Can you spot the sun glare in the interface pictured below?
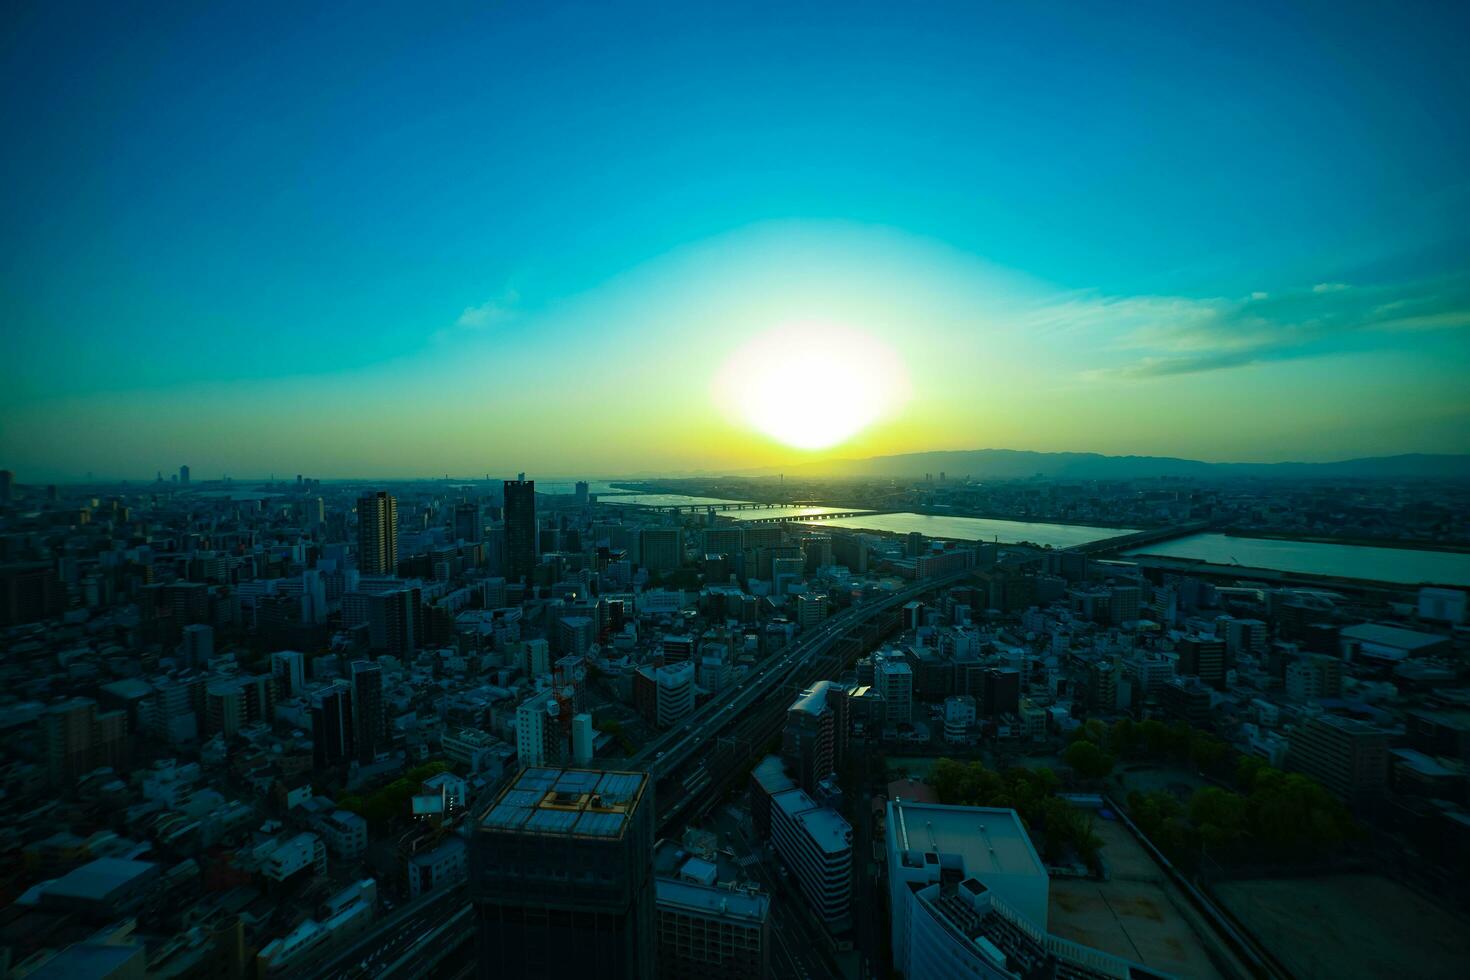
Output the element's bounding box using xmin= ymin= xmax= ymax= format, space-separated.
xmin=713 ymin=322 xmax=909 ymax=450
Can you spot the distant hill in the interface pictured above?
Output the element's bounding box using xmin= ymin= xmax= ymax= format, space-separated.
xmin=774 ymin=450 xmax=1470 ymax=481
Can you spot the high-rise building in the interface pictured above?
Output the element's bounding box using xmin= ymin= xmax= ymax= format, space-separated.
xmin=471 ymin=767 xmax=655 ymax=979
xmin=350 ymin=660 xmax=384 ymax=765
xmin=356 ymin=491 xmax=399 ymax=575
xmin=1289 ymin=713 xmax=1389 ymax=804
xmin=454 ymin=501 xmax=481 ymax=543
xmin=655 ymin=661 xmax=695 ymax=728
xmin=1088 ymin=660 xmax=1119 ymax=712
xmin=639 ymin=528 xmax=683 ymax=575
xmin=515 ymin=690 xmax=559 ymax=768
xmin=795 ymin=592 xmax=828 ymax=631
xmin=205 ymin=680 xmax=245 ymax=737
xmin=179 ymin=464 xmax=190 ymax=485
xmin=503 ymin=477 xmax=537 ymax=583
xmin=877 ymin=659 xmax=913 ymax=725
xmin=311 ymin=683 xmax=354 ymax=769
xmin=571 ymin=712 xmax=595 ymax=765
xmin=770 ymin=788 xmax=852 ymax=928
xmin=270 ymin=650 xmax=306 ymax=697
xmin=180 ymin=623 xmax=214 ymax=667
xmin=783 ymin=681 xmax=840 ymax=793
xmin=1177 ymin=634 xmax=1227 ymax=690
xmin=42 ymin=698 xmax=100 ymax=787
xmin=575 ymin=481 xmax=590 ymax=505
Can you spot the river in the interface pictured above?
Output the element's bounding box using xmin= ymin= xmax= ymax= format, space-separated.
xmin=1124 ymin=533 xmax=1470 ymax=586
xmin=799 ymin=512 xmax=1137 ymax=548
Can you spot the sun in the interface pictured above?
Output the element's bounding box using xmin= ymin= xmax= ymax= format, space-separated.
xmin=713 ymin=322 xmax=909 ymax=450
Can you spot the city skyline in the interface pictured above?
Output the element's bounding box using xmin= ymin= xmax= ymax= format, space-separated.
xmin=5 ymin=1 xmax=1469 ymax=478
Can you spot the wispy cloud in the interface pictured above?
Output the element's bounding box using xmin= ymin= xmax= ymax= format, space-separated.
xmin=455 ymin=289 xmax=521 ymax=330
xmin=1051 ymin=274 xmax=1470 ymax=380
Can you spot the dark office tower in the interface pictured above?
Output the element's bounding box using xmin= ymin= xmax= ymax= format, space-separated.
xmin=0 ymin=470 xmax=12 ymax=503
xmin=350 ymin=660 xmax=384 ymax=764
xmin=471 ymin=767 xmax=655 ymax=979
xmin=46 ymin=484 xmax=59 ymax=503
xmin=311 ymin=682 xmax=354 ymax=768
xmin=575 ymin=480 xmax=589 ymax=505
xmin=454 ymin=501 xmax=481 ymax=543
xmin=179 ymin=464 xmax=190 ymax=485
xmin=503 ymin=477 xmax=537 ymax=583
xmin=356 ymin=491 xmax=399 ymax=574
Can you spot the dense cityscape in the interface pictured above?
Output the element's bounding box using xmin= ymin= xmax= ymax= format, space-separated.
xmin=1 ymin=468 xmax=1467 ymax=978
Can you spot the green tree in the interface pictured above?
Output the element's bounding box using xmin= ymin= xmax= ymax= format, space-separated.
xmin=1063 ymin=739 xmax=1115 ymax=781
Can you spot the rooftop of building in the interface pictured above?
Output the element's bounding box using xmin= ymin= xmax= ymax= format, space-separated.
xmin=789 ymin=681 xmax=836 ymax=716
xmin=42 ymin=858 xmax=159 ymax=902
xmin=887 ymin=801 xmax=1045 ymax=885
xmin=655 ymin=878 xmax=770 ymax=923
xmin=480 ymin=766 xmax=648 ymax=839
xmin=773 ymin=788 xmax=851 ymax=854
xmin=1340 ymin=622 xmax=1447 ymax=651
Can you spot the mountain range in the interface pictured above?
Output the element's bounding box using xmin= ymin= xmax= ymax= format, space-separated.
xmin=764 ymin=450 xmax=1470 ymax=481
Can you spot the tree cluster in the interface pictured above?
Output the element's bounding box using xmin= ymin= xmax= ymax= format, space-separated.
xmin=337 ymin=760 xmax=452 ymax=831
xmin=929 ymin=758 xmax=1102 ymax=867
xmin=1128 ymin=757 xmax=1355 ymax=870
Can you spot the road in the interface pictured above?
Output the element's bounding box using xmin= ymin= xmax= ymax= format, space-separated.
xmin=635 ymin=569 xmax=974 ymax=784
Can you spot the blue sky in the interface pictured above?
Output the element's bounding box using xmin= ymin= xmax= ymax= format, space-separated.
xmin=2 ymin=1 xmax=1467 ymax=478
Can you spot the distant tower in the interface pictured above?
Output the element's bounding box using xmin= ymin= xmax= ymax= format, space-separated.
xmin=503 ymin=477 xmax=537 ymax=583
xmin=454 ymin=500 xmax=481 ymax=543
xmin=179 ymin=464 xmax=190 ymax=485
xmin=350 ymin=660 xmax=384 ymax=765
xmin=575 ymin=480 xmax=590 ymax=506
xmin=356 ymin=491 xmax=399 ymax=574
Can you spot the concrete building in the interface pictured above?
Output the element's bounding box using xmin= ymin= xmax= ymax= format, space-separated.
xmin=349 ymin=660 xmax=384 ymax=764
xmin=503 ymin=477 xmax=538 ymax=584
xmin=877 ymin=659 xmax=913 ymax=725
xmin=270 ymin=650 xmax=306 ymax=697
xmin=770 ymin=788 xmax=852 ymax=929
xmin=885 ymin=801 xmax=1049 ymax=974
xmin=356 ymin=491 xmax=398 ymax=575
xmin=515 ymin=690 xmax=562 ymax=769
xmin=571 ymin=712 xmax=595 ymax=764
xmin=471 ymin=768 xmax=654 ymax=979
xmin=656 ymin=877 xmax=770 ymax=980
xmin=655 ymin=661 xmax=695 ymax=728
xmin=408 ymin=835 xmax=467 ymax=898
xmin=640 ymin=527 xmax=684 ymax=574
xmin=783 ymin=682 xmax=839 ymax=793
xmin=311 ymin=682 xmax=354 ymax=768
xmin=943 ymin=695 xmax=977 ymax=744
xmin=1289 ymin=713 xmax=1390 ymax=804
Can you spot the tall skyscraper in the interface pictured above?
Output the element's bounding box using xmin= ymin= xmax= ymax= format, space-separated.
xmin=471 ymin=767 xmax=655 ymax=979
xmin=179 ymin=464 xmax=190 ymax=485
xmin=356 ymin=491 xmax=399 ymax=575
xmin=503 ymin=477 xmax=537 ymax=583
xmin=311 ymin=682 xmax=354 ymax=768
xmin=350 ymin=660 xmax=384 ymax=765
xmin=574 ymin=480 xmax=590 ymax=505
xmin=454 ymin=501 xmax=481 ymax=542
